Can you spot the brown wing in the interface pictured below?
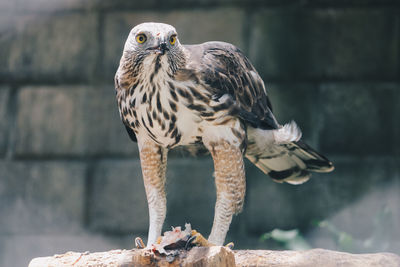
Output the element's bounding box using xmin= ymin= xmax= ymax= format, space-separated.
xmin=115 ymin=74 xmax=137 ymax=142
xmin=184 ymin=41 xmax=279 ymax=130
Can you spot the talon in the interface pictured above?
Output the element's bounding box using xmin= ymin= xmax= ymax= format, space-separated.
xmin=225 ymin=242 xmax=234 ymax=249
xmin=135 ymin=237 xmax=145 ymax=249
xmin=185 ymin=235 xmax=197 ymax=250
xmin=189 ymin=229 xmax=215 ymax=247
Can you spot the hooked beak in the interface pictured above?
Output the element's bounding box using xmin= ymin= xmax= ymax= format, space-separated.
xmin=147 ymin=41 xmax=169 ymax=55
xmin=158 ymin=42 xmax=168 ymax=55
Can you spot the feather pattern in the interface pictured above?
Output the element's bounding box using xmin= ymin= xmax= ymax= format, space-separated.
xmin=114 ymin=22 xmax=334 ymax=247
xmin=183 ymin=42 xmax=279 ymax=131
xmin=115 ymin=22 xmax=334 ymax=185
xmin=183 ymin=43 xmax=333 ymax=184
xmin=246 ymin=122 xmax=334 ymax=184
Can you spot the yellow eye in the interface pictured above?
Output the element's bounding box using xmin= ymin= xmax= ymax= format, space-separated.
xmin=169 ymin=35 xmax=177 ymax=45
xmin=136 ymin=34 xmax=147 ymax=44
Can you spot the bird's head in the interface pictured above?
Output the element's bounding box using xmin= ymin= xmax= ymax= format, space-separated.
xmin=121 ymin=22 xmax=186 ymax=74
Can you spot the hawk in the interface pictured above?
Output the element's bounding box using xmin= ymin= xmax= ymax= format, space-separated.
xmin=115 ymin=22 xmax=334 ymax=247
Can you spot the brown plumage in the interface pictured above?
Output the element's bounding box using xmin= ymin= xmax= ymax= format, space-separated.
xmin=115 ymin=22 xmax=333 ymax=247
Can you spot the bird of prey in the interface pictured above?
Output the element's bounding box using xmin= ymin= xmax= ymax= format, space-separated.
xmin=115 ymin=22 xmax=334 ymax=247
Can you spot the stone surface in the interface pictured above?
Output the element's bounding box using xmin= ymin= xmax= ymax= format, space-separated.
xmin=29 ymin=247 xmax=236 ymax=267
xmin=318 ymin=83 xmax=397 ymax=156
xmin=307 ymin=177 xmax=400 ymax=254
xmin=0 ymin=0 xmax=15 ymax=12
xmin=0 ymin=13 xmax=98 ymax=82
xmin=0 ymin=234 xmax=132 ymax=267
xmin=14 ymin=0 xmax=94 ymax=12
xmin=165 ymin=158 xmax=216 ymax=234
xmin=0 ymin=160 xmax=86 ymax=234
xmin=234 ymin=249 xmax=400 ymax=267
xmin=267 ymin=83 xmax=320 ymax=147
xmin=103 ymin=8 xmax=245 ymax=81
xmin=308 ymin=0 xmax=400 ymax=5
xmin=0 ymin=87 xmax=10 ymax=156
xmin=15 ymin=86 xmax=138 ymax=157
xmin=249 ymin=8 xmax=398 ymax=80
xmin=89 ymin=159 xmax=148 ymax=233
xmin=395 ymin=89 xmax=400 ymax=157
xmin=98 ymin=0 xmax=297 ymax=10
xmin=28 ymin=247 xmax=400 ymax=267
xmin=245 ymin=157 xmax=398 ymax=235
xmin=88 ymin=158 xmax=217 ymax=235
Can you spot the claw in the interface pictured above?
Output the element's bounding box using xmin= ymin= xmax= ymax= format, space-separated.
xmin=225 ymin=242 xmax=234 ymax=249
xmin=189 ymin=230 xmax=215 ymax=247
xmin=185 ymin=235 xmax=197 ymax=250
xmin=135 ymin=237 xmax=145 ymax=249
xmin=188 ymin=230 xmax=234 ymax=249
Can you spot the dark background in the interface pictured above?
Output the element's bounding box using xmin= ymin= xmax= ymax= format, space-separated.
xmin=0 ymin=0 xmax=399 ymax=266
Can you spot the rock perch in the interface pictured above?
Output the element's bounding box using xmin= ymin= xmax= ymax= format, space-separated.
xmin=29 ymin=247 xmax=400 ymax=267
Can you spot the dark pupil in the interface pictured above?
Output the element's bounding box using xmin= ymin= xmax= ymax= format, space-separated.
xmin=139 ymin=36 xmax=143 ymax=41
xmin=170 ymin=37 xmax=174 ymax=42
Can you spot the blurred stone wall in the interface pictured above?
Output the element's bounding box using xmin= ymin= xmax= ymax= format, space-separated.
xmin=0 ymin=0 xmax=399 ymax=266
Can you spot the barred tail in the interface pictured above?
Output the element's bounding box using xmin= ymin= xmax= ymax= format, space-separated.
xmin=246 ymin=122 xmax=334 ymax=185
xmin=246 ymin=140 xmax=334 ymax=185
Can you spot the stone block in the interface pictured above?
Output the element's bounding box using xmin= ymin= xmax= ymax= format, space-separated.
xmin=0 ymin=0 xmax=15 ymax=12
xmin=165 ymin=158 xmax=216 ymax=235
xmin=267 ymin=83 xmax=320 ymax=147
xmin=15 ymin=86 xmax=138 ymax=156
xmin=245 ymin=157 xmax=397 ymax=235
xmin=307 ymin=0 xmax=400 ymax=6
xmin=0 ymin=160 xmax=86 ymax=234
xmin=103 ymin=8 xmax=245 ymax=81
xmin=98 ymin=0 xmax=161 ymax=9
xmin=0 ymin=13 xmax=98 ymax=82
xmin=318 ymin=83 xmax=397 ymax=156
xmin=89 ymin=158 xmax=217 ymax=236
xmin=89 ymin=159 xmax=148 ymax=233
xmin=98 ymin=0 xmax=293 ymax=11
xmin=0 ymin=233 xmax=133 ymax=267
xmin=395 ymin=88 xmax=400 ymax=157
xmin=0 ymin=87 xmax=10 ymax=156
xmin=307 ymin=166 xmax=400 ymax=253
xmin=14 ymin=0 xmax=94 ymax=12
xmin=244 ymin=163 xmax=301 ymax=234
xmin=249 ymin=8 xmax=398 ymax=80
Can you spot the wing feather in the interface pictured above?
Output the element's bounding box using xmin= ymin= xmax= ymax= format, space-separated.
xmin=115 ymin=74 xmax=138 ymax=143
xmin=184 ymin=42 xmax=279 ymax=130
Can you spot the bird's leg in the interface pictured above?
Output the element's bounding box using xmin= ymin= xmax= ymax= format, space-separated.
xmin=138 ymin=140 xmax=168 ymax=247
xmin=208 ymin=140 xmax=246 ymax=245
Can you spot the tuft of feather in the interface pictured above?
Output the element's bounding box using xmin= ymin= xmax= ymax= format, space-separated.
xmin=273 ymin=121 xmax=302 ymax=144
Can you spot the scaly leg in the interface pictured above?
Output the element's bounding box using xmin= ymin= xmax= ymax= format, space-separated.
xmin=138 ymin=140 xmax=168 ymax=247
xmin=208 ymin=141 xmax=246 ymax=245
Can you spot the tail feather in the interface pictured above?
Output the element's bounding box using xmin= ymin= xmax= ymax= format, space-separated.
xmin=289 ymin=141 xmax=334 ymax=173
xmin=246 ymin=122 xmax=334 ymax=185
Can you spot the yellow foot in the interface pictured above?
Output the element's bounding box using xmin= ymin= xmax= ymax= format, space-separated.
xmin=135 ymin=229 xmax=234 ymax=251
xmin=187 ymin=230 xmax=234 ymax=249
xmin=188 ymin=230 xmax=214 ymax=247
